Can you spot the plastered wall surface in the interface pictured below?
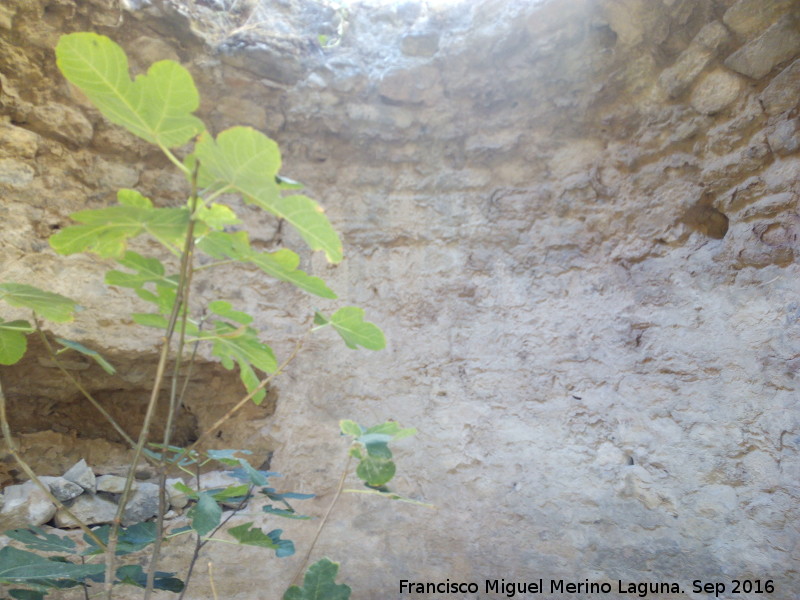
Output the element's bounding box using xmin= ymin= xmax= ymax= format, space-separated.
xmin=0 ymin=0 xmax=799 ymax=598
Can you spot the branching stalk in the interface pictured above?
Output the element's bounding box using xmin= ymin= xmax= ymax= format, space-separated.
xmin=145 ymin=168 xmax=202 ymax=596
xmin=288 ymin=454 xmax=352 ymax=588
xmin=103 ymin=164 xmax=202 ymax=599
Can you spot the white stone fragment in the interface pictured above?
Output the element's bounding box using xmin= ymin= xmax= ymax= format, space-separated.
xmin=39 ymin=476 xmax=84 ymax=502
xmin=690 ymin=69 xmax=744 ymax=115
xmin=166 ymin=478 xmax=189 ymax=509
xmin=63 ymin=459 xmax=96 ymax=494
xmin=724 ymin=14 xmax=800 ymax=80
xmin=0 ymin=481 xmax=57 ymax=529
xmin=55 ymin=494 xmax=117 ymax=528
xmin=122 ymin=482 xmax=160 ymax=526
xmin=96 ymin=474 xmax=135 ymax=494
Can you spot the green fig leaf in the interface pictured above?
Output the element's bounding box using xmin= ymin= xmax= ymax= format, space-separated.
xmin=0 ymin=283 xmax=78 ymax=323
xmin=283 ymin=558 xmax=350 ymax=600
xmin=55 ymin=32 xmax=204 ymax=148
xmin=194 ymin=127 xmax=342 ymax=262
xmin=0 ymin=320 xmax=33 ymax=366
xmin=325 ymin=307 xmax=385 ymax=350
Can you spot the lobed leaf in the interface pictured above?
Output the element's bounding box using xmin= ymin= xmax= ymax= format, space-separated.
xmin=262 ymin=505 xmax=311 ymax=520
xmin=105 ymin=251 xmax=173 ymax=289
xmin=196 ymin=230 xmax=251 ymax=261
xmin=364 ymin=440 xmax=392 ymax=460
xmin=49 ymin=191 xmax=189 ymax=258
xmin=5 ymin=528 xmax=77 ymax=555
xmin=9 ymin=589 xmax=46 ymax=600
xmin=82 ymin=523 xmax=157 ymax=556
xmin=0 ymin=320 xmax=33 ymax=366
xmin=194 ymin=203 xmax=240 ymax=230
xmin=0 ymin=546 xmax=104 ymax=582
xmin=228 ymin=523 xmax=295 ymax=557
xmin=208 ymin=300 xmax=253 ymax=325
xmin=194 ymin=127 xmax=343 ymax=262
xmin=200 ymin=321 xmax=276 ymax=404
xmin=0 ymin=283 xmax=78 ymax=323
xmin=206 ymin=448 xmax=252 ymax=467
xmin=197 ymin=231 xmax=336 ymax=298
xmin=324 ymin=307 xmax=385 ymax=350
xmin=55 ymin=338 xmax=116 ymax=374
xmin=210 ymin=484 xmax=250 ymax=502
xmin=131 ymin=313 xmax=169 ymax=329
xmin=339 ymin=420 xmax=363 ymax=437
xmin=233 ymin=458 xmax=271 ymax=487
xmin=283 ymin=558 xmax=351 ymax=600
xmin=55 ymin=33 xmax=204 ymax=148
xmin=114 ymin=564 xmax=184 ymax=593
xmin=188 ymin=492 xmax=221 ymax=537
xmin=355 ymin=456 xmax=396 ymax=487
xmin=249 ymin=250 xmax=337 ymax=299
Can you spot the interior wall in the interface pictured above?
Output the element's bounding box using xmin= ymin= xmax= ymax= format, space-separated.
xmin=0 ymin=0 xmax=798 ymax=597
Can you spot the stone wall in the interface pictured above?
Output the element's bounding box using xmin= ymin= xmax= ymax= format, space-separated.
xmin=0 ymin=0 xmax=799 ymax=598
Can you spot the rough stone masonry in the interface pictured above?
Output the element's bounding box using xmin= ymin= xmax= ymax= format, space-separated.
xmin=0 ymin=0 xmax=798 ymax=598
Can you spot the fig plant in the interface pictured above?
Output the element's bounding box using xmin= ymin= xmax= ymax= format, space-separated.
xmin=0 ymin=32 xmax=417 ymax=599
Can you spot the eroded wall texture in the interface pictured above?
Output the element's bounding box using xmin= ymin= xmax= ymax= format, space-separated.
xmin=1 ymin=0 xmax=799 ymax=598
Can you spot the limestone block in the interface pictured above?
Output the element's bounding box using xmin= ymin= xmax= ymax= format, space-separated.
xmin=693 ymin=21 xmax=731 ymax=51
xmin=659 ymin=22 xmax=730 ymax=98
xmin=55 ymin=494 xmax=117 ymax=528
xmin=188 ymin=470 xmax=242 ymax=492
xmin=127 ymin=35 xmax=180 ymax=67
xmin=122 ymin=482 xmax=160 ymax=526
xmin=28 ymin=102 xmax=93 ymax=146
xmin=722 ymin=0 xmax=797 ymax=38
xmin=602 ymin=0 xmax=668 ymax=47
xmin=167 ymin=478 xmax=189 ymax=509
xmin=39 ymin=476 xmax=84 ymax=502
xmin=219 ymin=40 xmax=304 ymax=85
xmin=760 ymin=58 xmax=800 ymax=115
xmin=378 ymin=65 xmax=441 ymax=105
xmin=213 ymin=96 xmax=268 ymax=130
xmin=63 ymin=459 xmax=96 ymax=494
xmin=94 ymin=158 xmax=140 ymax=189
xmin=0 ymin=482 xmax=57 ymax=529
xmin=96 ymin=474 xmax=134 ymax=494
xmin=0 ymin=158 xmax=34 ymax=189
xmin=0 ymin=3 xmax=15 ymax=30
xmin=658 ymin=44 xmax=714 ymax=98
xmin=766 ymin=119 xmax=800 ymax=155
xmin=724 ymin=14 xmax=800 ymax=80
xmin=401 ymin=32 xmax=440 ymax=57
xmin=690 ymin=69 xmax=744 ymax=115
xmin=0 ymin=122 xmax=39 ymax=159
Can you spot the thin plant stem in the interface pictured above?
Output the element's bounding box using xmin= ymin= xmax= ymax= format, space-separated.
xmin=0 ymin=377 xmax=107 ymax=549
xmin=288 ymin=454 xmax=352 ymax=588
xmin=145 ymin=311 xmax=201 ymax=598
xmin=179 ymin=479 xmax=253 ymax=596
xmin=81 ymin=556 xmax=91 ymax=600
xmin=176 ymin=534 xmax=204 ymax=600
xmin=209 ymin=561 xmax=219 ymax=600
xmin=103 ymin=164 xmax=202 ymax=599
xmin=34 ymin=322 xmax=136 ymax=449
xmin=186 ymin=332 xmax=308 ymax=456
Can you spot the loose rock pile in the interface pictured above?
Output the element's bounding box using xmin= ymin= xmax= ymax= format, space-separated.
xmin=0 ymin=459 xmax=189 ymax=533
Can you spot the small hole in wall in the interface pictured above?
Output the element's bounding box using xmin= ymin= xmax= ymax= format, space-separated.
xmin=681 ymin=200 xmax=729 ymax=240
xmin=0 ymin=336 xmax=276 ymax=483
